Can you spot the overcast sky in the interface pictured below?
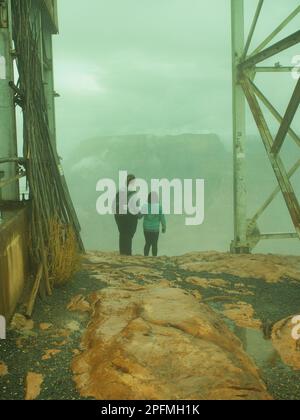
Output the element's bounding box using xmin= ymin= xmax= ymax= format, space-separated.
xmin=53 ymin=0 xmax=300 ymax=155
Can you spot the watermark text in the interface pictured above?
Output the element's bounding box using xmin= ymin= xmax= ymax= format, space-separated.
xmin=96 ymin=171 xmax=205 ymax=226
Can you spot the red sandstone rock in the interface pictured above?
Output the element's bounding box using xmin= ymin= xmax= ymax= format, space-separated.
xmin=72 ymin=286 xmax=271 ymax=400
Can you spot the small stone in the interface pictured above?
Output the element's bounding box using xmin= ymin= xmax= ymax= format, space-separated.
xmin=67 ymin=295 xmax=91 ymax=313
xmin=10 ymin=314 xmax=34 ymax=331
xmin=25 ymin=372 xmax=43 ymax=400
xmin=39 ymin=323 xmax=53 ymax=331
xmin=42 ymin=349 xmax=62 ymax=361
xmin=66 ymin=321 xmax=80 ymax=332
xmin=0 ymin=362 xmax=8 ymax=377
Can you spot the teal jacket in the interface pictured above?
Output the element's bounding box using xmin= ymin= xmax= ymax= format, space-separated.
xmin=140 ymin=203 xmax=166 ymax=233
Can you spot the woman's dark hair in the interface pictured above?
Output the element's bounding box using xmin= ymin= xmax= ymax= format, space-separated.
xmin=148 ymin=191 xmax=159 ymax=204
xmin=127 ymin=174 xmax=136 ymax=187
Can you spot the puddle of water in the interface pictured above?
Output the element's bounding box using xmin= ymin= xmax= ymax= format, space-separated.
xmin=241 ymin=328 xmax=276 ymax=366
xmin=228 ymin=323 xmax=278 ymax=367
xmin=210 ymin=304 xmax=280 ymax=369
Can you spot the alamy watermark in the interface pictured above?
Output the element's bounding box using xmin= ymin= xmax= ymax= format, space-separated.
xmin=292 ymin=55 xmax=300 ymax=80
xmin=96 ymin=171 xmax=205 ymax=226
xmin=0 ymin=315 xmax=6 ymax=340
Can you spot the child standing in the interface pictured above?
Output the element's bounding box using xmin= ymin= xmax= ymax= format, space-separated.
xmin=140 ymin=192 xmax=166 ymax=257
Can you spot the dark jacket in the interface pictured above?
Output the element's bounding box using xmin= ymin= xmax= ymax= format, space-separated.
xmin=114 ymin=190 xmax=138 ymax=235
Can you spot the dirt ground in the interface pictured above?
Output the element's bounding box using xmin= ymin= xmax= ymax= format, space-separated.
xmin=0 ymin=251 xmax=300 ymax=400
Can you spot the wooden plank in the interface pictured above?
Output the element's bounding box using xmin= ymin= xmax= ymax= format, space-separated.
xmin=26 ymin=264 xmax=43 ymax=318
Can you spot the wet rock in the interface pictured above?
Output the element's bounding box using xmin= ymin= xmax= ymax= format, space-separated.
xmin=176 ymin=252 xmax=300 ymax=283
xmin=66 ymin=321 xmax=81 ymax=332
xmin=186 ymin=276 xmax=229 ymax=289
xmin=72 ymin=286 xmax=271 ymax=400
xmin=10 ymin=314 xmax=34 ymax=331
xmin=52 ymin=340 xmax=69 ymax=347
xmin=191 ymin=290 xmax=202 ymax=300
xmin=0 ymin=362 xmax=8 ymax=377
xmin=222 ymin=302 xmax=262 ymax=330
xmin=262 ymin=319 xmax=274 ymax=340
xmin=25 ymin=372 xmax=43 ymax=400
xmin=67 ymin=295 xmax=91 ymax=313
xmin=42 ymin=349 xmax=62 ymax=361
xmin=121 ymin=266 xmax=163 ymax=279
xmin=52 ymin=328 xmax=71 ymax=338
xmin=39 ymin=323 xmax=53 ymax=331
xmin=272 ymin=317 xmax=300 ymax=370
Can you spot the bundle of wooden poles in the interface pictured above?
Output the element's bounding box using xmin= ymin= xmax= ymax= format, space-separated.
xmin=12 ymin=0 xmax=84 ymax=315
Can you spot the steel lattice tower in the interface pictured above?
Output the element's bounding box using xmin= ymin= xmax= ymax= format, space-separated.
xmin=231 ymin=0 xmax=300 ymax=253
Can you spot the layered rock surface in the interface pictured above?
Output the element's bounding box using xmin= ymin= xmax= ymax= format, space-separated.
xmin=70 ymin=251 xmax=300 ymax=400
xmin=1 ymin=250 xmax=300 ymax=400
xmin=72 ymin=285 xmax=271 ymax=400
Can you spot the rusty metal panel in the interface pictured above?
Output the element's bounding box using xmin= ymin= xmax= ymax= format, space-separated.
xmin=0 ymin=207 xmax=29 ymax=320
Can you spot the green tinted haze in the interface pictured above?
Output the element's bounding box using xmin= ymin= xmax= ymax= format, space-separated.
xmin=54 ymin=0 xmax=300 ymax=154
xmin=52 ymin=1 xmax=300 ymax=255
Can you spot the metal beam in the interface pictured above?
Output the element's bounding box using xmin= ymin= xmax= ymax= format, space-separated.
xmin=0 ymin=0 xmax=19 ymax=201
xmin=271 ymin=77 xmax=300 ymax=155
xmin=42 ymin=27 xmax=57 ymax=147
xmin=231 ymin=0 xmax=249 ymax=253
xmin=251 ymin=5 xmax=300 ymax=56
xmin=241 ymin=77 xmax=300 ymax=237
xmin=240 ymin=30 xmax=300 ymax=70
xmin=255 ymin=66 xmax=293 ymax=73
xmin=42 ymin=0 xmax=58 ymax=34
xmin=231 ymin=1 xmax=300 ymax=251
xmin=260 ymin=233 xmax=299 ymax=240
xmin=248 ymin=159 xmax=300 ymax=227
xmin=242 ymin=0 xmax=264 ymax=59
xmin=250 ymin=80 xmax=300 ymax=148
